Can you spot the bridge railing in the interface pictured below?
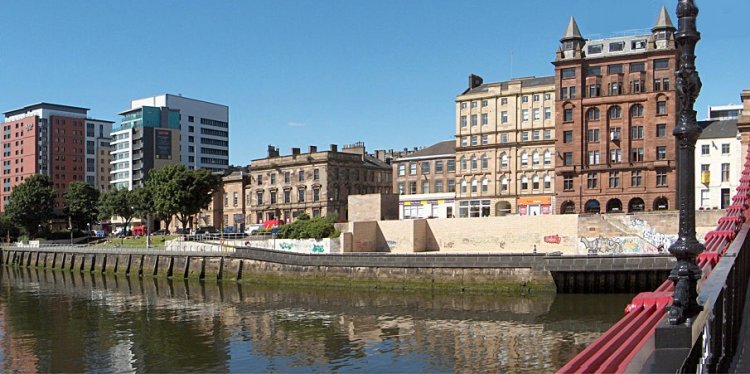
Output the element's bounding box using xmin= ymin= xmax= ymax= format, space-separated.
xmin=558 ymin=148 xmax=750 ymax=373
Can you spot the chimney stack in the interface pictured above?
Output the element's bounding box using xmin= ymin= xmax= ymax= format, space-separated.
xmin=292 ymin=147 xmax=300 ymax=156
xmin=267 ymin=145 xmax=279 ymax=158
xmin=469 ymin=74 xmax=483 ymax=89
xmin=330 ymin=144 xmax=338 ymax=152
xmin=309 ymin=145 xmax=317 ymax=153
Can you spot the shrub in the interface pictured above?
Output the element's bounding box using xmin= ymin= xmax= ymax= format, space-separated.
xmin=277 ymin=216 xmax=336 ymax=240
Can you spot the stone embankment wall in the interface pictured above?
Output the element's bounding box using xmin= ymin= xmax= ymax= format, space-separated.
xmin=1 ymin=246 xmax=675 ymax=293
xmin=343 ymin=210 xmax=725 ymax=255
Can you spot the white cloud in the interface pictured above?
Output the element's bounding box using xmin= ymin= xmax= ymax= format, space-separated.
xmin=288 ymin=121 xmax=307 ymax=127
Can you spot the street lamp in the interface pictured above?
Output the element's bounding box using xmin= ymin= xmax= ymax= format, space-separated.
xmin=667 ymin=0 xmax=704 ymax=325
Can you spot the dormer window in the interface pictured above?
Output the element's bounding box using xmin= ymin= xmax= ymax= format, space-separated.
xmin=609 ymin=41 xmax=625 ymax=52
xmin=564 ymin=41 xmax=575 ymax=50
xmin=588 ymin=44 xmax=603 ymax=54
xmin=632 ymin=39 xmax=647 ymax=49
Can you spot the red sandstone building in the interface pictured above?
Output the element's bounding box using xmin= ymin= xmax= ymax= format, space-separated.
xmin=1 ymin=103 xmax=111 ymax=214
xmin=553 ymin=7 xmax=678 ymax=214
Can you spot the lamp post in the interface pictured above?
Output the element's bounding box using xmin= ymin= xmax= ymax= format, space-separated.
xmin=668 ymin=0 xmax=704 ymax=325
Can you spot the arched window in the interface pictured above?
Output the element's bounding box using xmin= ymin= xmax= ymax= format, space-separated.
xmin=654 ymin=196 xmax=669 ymax=210
xmin=544 ymin=150 xmax=552 ymax=166
xmin=585 ymin=199 xmax=601 ymax=213
xmin=532 ymin=151 xmax=540 ymax=166
xmin=587 ymin=107 xmax=600 ymax=121
xmin=630 ymin=104 xmax=644 ymax=117
xmin=460 ymin=157 xmax=467 ymax=171
xmin=606 ymin=198 xmax=623 ymax=213
xmin=521 ymin=152 xmax=529 ymax=167
xmin=544 ymin=174 xmax=552 ymax=190
xmin=521 ymin=175 xmax=529 ymax=190
xmin=609 ymin=105 xmax=622 ymax=119
xmin=460 ymin=179 xmax=467 ymax=193
xmin=500 ymin=153 xmax=509 ymax=168
xmin=629 ymin=197 xmax=645 ymax=212
xmin=481 ymin=177 xmax=489 ymax=192
xmin=471 ymin=156 xmax=478 ymax=170
xmin=481 ymin=154 xmax=489 ymax=169
xmin=561 ymin=201 xmax=576 ymax=214
xmin=471 ymin=178 xmax=478 ymax=193
xmin=500 ymin=177 xmax=509 ymax=193
xmin=532 ymin=175 xmax=540 ymax=190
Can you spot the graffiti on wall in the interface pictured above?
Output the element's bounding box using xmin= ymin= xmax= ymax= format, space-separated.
xmin=579 ymin=235 xmax=674 ymax=255
xmin=275 ymin=239 xmax=333 ymax=254
xmin=544 ymin=235 xmax=561 ymax=244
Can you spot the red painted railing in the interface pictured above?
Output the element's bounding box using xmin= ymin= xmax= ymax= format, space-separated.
xmin=558 ymin=147 xmax=750 ymax=374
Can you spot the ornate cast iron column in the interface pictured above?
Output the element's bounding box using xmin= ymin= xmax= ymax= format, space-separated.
xmin=668 ymin=0 xmax=704 ymax=325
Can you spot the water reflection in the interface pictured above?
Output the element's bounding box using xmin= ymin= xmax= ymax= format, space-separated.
xmin=0 ymin=267 xmax=630 ymax=373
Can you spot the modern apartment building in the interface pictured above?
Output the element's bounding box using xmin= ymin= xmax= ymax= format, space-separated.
xmin=392 ymin=140 xmax=456 ymax=219
xmin=455 ymin=75 xmax=556 ymax=217
xmin=85 ymin=119 xmax=113 ymax=192
xmin=695 ymin=119 xmax=741 ymax=210
xmin=248 ymin=143 xmax=392 ymax=224
xmin=707 ymin=104 xmax=743 ymax=120
xmin=1 ymin=103 xmax=114 ymax=212
xmin=553 ymin=7 xmax=678 ymax=214
xmin=130 ymin=94 xmax=229 ymax=171
xmin=110 ymin=94 xmax=229 ymax=190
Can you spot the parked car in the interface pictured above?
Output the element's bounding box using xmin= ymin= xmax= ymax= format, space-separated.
xmin=195 ymin=226 xmax=219 ymax=235
xmin=174 ymin=228 xmax=190 ymax=235
xmin=152 ymin=229 xmax=170 ymax=236
xmin=244 ymin=224 xmax=264 ymax=235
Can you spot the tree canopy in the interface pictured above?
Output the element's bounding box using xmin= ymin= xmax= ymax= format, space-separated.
xmin=98 ymin=188 xmax=136 ymax=232
xmin=147 ymin=164 xmax=220 ymax=230
xmin=5 ymin=174 xmax=56 ymax=237
xmin=64 ymin=181 xmax=100 ymax=230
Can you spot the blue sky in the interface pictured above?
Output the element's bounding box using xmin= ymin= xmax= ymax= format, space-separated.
xmin=1 ymin=0 xmax=748 ymax=166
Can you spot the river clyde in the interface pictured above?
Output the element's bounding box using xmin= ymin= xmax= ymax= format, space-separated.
xmin=0 ymin=267 xmax=631 ymax=373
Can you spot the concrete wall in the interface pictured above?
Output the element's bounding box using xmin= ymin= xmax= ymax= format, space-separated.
xmin=348 ymin=193 xmax=399 ymax=222
xmin=345 ymin=210 xmax=725 ymax=255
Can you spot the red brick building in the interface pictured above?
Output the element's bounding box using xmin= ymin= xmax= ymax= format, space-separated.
xmin=553 ymin=7 xmax=678 ymax=214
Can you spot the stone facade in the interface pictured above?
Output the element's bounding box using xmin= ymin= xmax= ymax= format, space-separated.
xmin=455 ymin=76 xmax=556 ymax=217
xmin=553 ymin=9 xmax=679 ymax=214
xmin=248 ymin=143 xmax=392 ymax=224
xmin=392 ymin=140 xmax=457 ymax=218
xmin=348 ymin=194 xmax=399 ymax=222
xmin=220 ymin=171 xmax=248 ymax=232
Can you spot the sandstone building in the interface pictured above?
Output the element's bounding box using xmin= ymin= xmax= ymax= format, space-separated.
xmin=392 ymin=140 xmax=456 ymax=219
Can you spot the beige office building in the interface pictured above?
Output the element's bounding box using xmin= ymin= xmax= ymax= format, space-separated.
xmin=455 ymin=75 xmax=556 ymax=217
xmin=248 ymin=143 xmax=392 ymax=224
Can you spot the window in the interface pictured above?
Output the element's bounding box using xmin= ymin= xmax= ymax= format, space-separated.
xmin=701 ymin=144 xmax=710 ymax=155
xmin=313 ymin=188 xmax=320 ymax=202
xmin=461 ymin=137 xmax=468 ymax=147
xmin=481 ymin=99 xmax=488 ymax=107
xmin=587 ymin=108 xmax=600 ymax=121
xmin=544 ymin=129 xmax=552 ymax=140
xmin=561 ymin=87 xmax=568 ymax=99
xmin=654 ymin=59 xmax=670 ymax=70
xmin=313 ymin=168 xmax=320 ymax=180
xmin=532 ymin=175 xmax=540 ymax=190
xmin=471 ymin=101 xmax=477 ymax=108
xmin=656 ymin=124 xmax=667 ymax=137
xmin=587 ymin=128 xmax=599 ymax=142
xmin=284 ymin=172 xmax=290 ymax=183
xmin=421 ymin=181 xmax=429 ymax=194
xmin=471 ymin=156 xmax=478 ymax=169
xmin=522 ymin=109 xmax=529 ymax=122
xmin=481 ymin=155 xmax=489 ymax=169
xmin=544 ymin=151 xmax=551 ymax=166
xmin=460 ymin=102 xmax=467 ymax=109
xmin=563 ymin=152 xmax=573 ymax=166
xmin=587 ymin=66 xmax=601 ymax=76
xmin=588 ymin=151 xmax=600 ymax=165
xmin=447 ymin=160 xmax=455 ymax=172
xmin=500 ymin=153 xmax=509 ymax=168
xmin=722 ymin=163 xmax=730 ymax=182
xmin=533 ymin=109 xmax=540 ymax=121
xmin=610 ymin=127 xmax=621 ymax=141
xmin=564 ymin=131 xmax=573 ymax=143
xmin=544 ymin=107 xmax=551 ymax=120
xmin=284 ymin=190 xmax=291 ymax=203
xmin=471 ymin=136 xmax=478 ymax=146
xmin=564 ymin=176 xmax=574 ymax=191
xmin=588 ymin=84 xmax=600 ymax=98
xmin=521 ymin=153 xmax=528 ymax=167
xmin=562 ymin=68 xmax=575 ymax=79
xmin=656 ymin=101 xmax=667 ymax=115
xmin=398 ymin=182 xmax=404 ymax=194
xmin=544 ymin=93 xmax=551 ymax=100
xmin=631 ymin=126 xmax=644 ymax=140
xmin=521 ymin=132 xmax=529 ymax=142
xmin=298 ymin=188 xmax=305 ymax=202
xmin=569 ymin=86 xmax=576 ymax=99
xmin=630 ymin=80 xmax=644 ymax=94
xmin=298 ymin=170 xmax=305 ymax=182
xmin=610 ymin=149 xmax=622 ymax=163
xmin=656 ymin=146 xmax=667 ymax=160
xmin=409 ymin=182 xmax=417 ymax=194
xmin=500 ymin=111 xmax=509 ymax=124
xmin=481 ymin=135 xmax=489 ymax=145
xmin=447 ymin=180 xmax=455 ymax=192
xmin=608 ymin=64 xmax=623 ymax=74
xmin=409 ymin=162 xmax=417 ymax=175
xmin=544 ymin=175 xmax=552 ymax=190
xmin=257 ymin=175 xmax=263 ymax=186
xmin=609 ymin=171 xmax=620 ymax=188
xmin=656 ymin=169 xmax=668 ymax=186
xmin=609 ymin=41 xmax=625 ymax=52
xmin=460 ymin=116 xmax=467 ymax=127
xmin=531 ymin=152 xmax=540 ymax=166
xmin=632 ymin=39 xmax=647 ymax=49
xmin=398 ymin=164 xmax=405 ymax=176
xmin=435 ymin=161 xmax=443 ymax=173
xmin=588 ymin=44 xmax=603 ymax=54
xmin=631 ymin=104 xmax=644 ymax=117
xmin=270 ymin=173 xmax=277 ymax=184
xmin=631 ymin=147 xmax=644 ymax=162
xmin=256 ymin=191 xmax=263 ymax=205
xmin=608 ymin=82 xmax=622 ymax=96
xmin=722 ymin=144 xmax=730 ymax=154
xmin=471 ymin=115 xmax=478 ymax=126
xmin=501 ymin=98 xmax=508 ymax=105
xmin=609 ymin=106 xmax=622 ymax=119
xmin=522 ymin=96 xmax=529 ymax=103
xmin=587 ymin=172 xmax=598 ymax=188
xmin=435 ymin=180 xmax=444 ymax=193
xmin=481 ymin=113 xmax=488 ymax=125
xmin=533 ymin=94 xmax=540 ymax=102
xmin=500 ymin=133 xmax=509 ymax=143
xmin=532 ymin=130 xmax=540 ymax=141
xmin=564 ymin=108 xmax=573 ymax=122
xmin=631 ymin=170 xmax=642 ymax=187
xmin=421 ymin=162 xmax=430 ymax=175
xmin=521 ymin=176 xmax=529 ymax=190
xmin=471 ymin=179 xmax=478 ymax=193
xmin=630 ymin=62 xmax=645 ymax=72
xmin=481 ymin=178 xmax=489 ymax=192
xmin=500 ymin=178 xmax=509 ymax=192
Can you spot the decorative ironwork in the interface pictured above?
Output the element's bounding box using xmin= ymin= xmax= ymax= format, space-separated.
xmin=668 ymin=0 xmax=704 ymax=325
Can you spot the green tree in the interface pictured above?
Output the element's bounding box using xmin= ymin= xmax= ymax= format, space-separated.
xmin=98 ymin=188 xmax=136 ymax=234
xmin=5 ymin=174 xmax=55 ymax=237
xmin=63 ymin=181 xmax=100 ymax=231
xmin=130 ymin=187 xmax=154 ymax=221
xmin=148 ymin=164 xmax=220 ymax=230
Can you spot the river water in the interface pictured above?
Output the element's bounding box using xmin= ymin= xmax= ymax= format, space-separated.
xmin=0 ymin=267 xmax=632 ymax=373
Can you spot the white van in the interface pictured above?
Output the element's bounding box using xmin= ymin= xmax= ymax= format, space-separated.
xmin=244 ymin=224 xmax=263 ymax=235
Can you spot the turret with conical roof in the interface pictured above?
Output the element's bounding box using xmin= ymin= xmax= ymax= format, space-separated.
xmin=561 ymin=16 xmax=584 ymax=43
xmin=652 ymin=5 xmax=676 ymax=32
xmin=558 ymin=17 xmax=585 ymax=60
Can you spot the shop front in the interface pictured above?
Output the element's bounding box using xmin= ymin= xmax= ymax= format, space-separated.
xmin=517 ymin=196 xmax=553 ymax=216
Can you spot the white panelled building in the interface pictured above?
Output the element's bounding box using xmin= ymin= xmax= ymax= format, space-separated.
xmin=695 ymin=119 xmax=741 ymax=210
